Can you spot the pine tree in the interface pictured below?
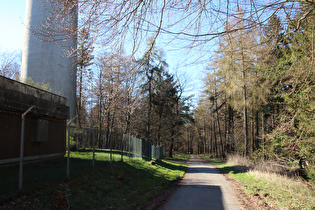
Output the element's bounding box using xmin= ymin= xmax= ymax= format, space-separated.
xmin=272 ymin=5 xmax=315 ymax=170
xmin=138 ymin=38 xmax=168 ymax=143
xmin=211 ymin=17 xmax=260 ymax=156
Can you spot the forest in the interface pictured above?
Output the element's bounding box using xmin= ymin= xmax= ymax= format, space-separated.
xmin=75 ymin=35 xmax=192 ymax=158
xmin=76 ymin=5 xmax=315 ymax=181
xmin=0 ymin=1 xmax=314 ymax=181
xmin=195 ymin=8 xmax=315 ymax=181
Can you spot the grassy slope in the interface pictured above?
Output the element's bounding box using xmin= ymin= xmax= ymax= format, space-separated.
xmin=0 ymin=151 xmax=187 ymax=209
xmin=201 ymin=155 xmax=315 ymax=210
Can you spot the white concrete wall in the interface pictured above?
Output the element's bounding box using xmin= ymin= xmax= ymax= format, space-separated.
xmin=21 ymin=0 xmax=77 ymax=119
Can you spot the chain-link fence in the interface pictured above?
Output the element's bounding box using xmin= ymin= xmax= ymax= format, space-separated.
xmin=67 ymin=126 xmax=165 ymax=160
xmin=0 ymin=121 xmax=165 ymax=202
xmin=122 ymin=134 xmax=166 ymax=160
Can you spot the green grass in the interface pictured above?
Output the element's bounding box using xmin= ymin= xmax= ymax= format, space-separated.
xmin=200 ymin=155 xmax=315 ymax=210
xmin=0 ymin=150 xmax=187 ymax=209
xmin=0 ymin=149 xmax=133 ymax=202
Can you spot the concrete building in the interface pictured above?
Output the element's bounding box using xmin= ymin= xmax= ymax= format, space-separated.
xmin=0 ymin=76 xmax=69 ymax=164
xmin=21 ymin=0 xmax=77 ymax=119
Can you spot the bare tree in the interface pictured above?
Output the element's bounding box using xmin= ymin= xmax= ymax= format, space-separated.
xmin=0 ymin=49 xmax=21 ymax=79
xmin=77 ymin=27 xmax=94 ymax=128
xmin=89 ymin=51 xmax=141 ymax=145
xmin=34 ymin=1 xmax=315 ymax=57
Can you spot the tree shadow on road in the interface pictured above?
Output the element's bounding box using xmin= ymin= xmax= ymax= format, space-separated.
xmin=199 ymin=155 xmax=251 ymax=175
xmin=164 ymin=185 xmax=225 ymax=209
xmin=217 ymin=165 xmax=251 ymax=175
xmin=155 ymin=159 xmax=188 ymax=173
xmin=185 ymin=166 xmax=248 ymax=175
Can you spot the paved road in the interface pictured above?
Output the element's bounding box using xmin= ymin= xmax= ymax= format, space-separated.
xmin=163 ymin=155 xmax=241 ymax=210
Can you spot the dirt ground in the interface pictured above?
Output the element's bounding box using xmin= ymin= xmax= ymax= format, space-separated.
xmin=222 ymin=173 xmax=272 ymax=210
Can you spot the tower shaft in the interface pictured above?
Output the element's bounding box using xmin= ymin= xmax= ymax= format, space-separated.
xmin=21 ymin=0 xmax=77 ymax=119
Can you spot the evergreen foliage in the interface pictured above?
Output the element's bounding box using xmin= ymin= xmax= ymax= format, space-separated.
xmin=197 ymin=5 xmax=315 ymax=181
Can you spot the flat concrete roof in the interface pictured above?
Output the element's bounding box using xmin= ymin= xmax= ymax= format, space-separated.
xmin=0 ymin=76 xmax=69 ymax=119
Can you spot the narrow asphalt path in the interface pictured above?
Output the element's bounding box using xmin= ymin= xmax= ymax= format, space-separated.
xmin=163 ymin=155 xmax=241 ymax=210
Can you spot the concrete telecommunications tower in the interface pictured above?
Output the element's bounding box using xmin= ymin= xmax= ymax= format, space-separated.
xmin=21 ymin=0 xmax=77 ymax=119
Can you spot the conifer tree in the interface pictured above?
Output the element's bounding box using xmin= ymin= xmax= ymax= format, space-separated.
xmin=211 ymin=17 xmax=260 ymax=156
xmin=268 ymin=5 xmax=315 ymax=176
xmin=138 ymin=38 xmax=168 ymax=143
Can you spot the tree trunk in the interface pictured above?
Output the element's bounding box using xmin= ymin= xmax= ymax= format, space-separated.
xmin=255 ymin=110 xmax=259 ymax=151
xmin=251 ymin=109 xmax=255 ymax=154
xmin=98 ymin=97 xmax=102 ymax=148
xmin=213 ymin=113 xmax=218 ymax=157
xmin=98 ymin=69 xmax=103 ymax=148
xmin=204 ymin=121 xmax=207 ymax=154
xmin=226 ymin=103 xmax=232 ymax=153
xmin=124 ymin=95 xmax=131 ymax=134
xmin=241 ymin=46 xmax=248 ymax=157
xmin=106 ymin=111 xmax=110 ymax=148
xmin=209 ymin=120 xmax=213 ymax=155
xmin=147 ymin=70 xmax=153 ymax=142
xmin=157 ymin=109 xmax=163 ymax=145
xmin=224 ymin=96 xmax=228 ymax=154
xmin=78 ymin=66 xmax=83 ymax=128
xmin=243 ymin=88 xmax=248 ymax=157
xmin=215 ymin=97 xmax=224 ymax=158
xmin=169 ymin=128 xmax=175 ymax=158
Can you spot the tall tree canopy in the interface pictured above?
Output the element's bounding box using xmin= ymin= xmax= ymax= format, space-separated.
xmin=37 ymin=1 xmax=315 ymax=57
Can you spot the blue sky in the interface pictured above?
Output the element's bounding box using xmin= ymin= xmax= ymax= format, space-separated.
xmin=0 ymin=1 xmax=26 ymax=50
xmin=0 ymin=1 xmax=204 ymax=105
